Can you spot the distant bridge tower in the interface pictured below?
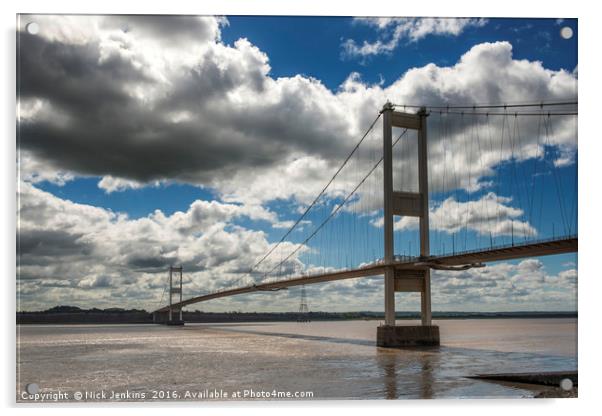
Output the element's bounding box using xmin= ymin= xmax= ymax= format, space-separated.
xmin=297 ymin=285 xmax=310 ymax=322
xmin=378 ymin=102 xmax=439 ymax=347
xmin=168 ymin=266 xmax=184 ymax=325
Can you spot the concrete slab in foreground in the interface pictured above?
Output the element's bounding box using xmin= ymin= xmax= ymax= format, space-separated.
xmin=377 ymin=325 xmax=440 ymax=347
xmin=469 ymin=371 xmax=578 ymax=386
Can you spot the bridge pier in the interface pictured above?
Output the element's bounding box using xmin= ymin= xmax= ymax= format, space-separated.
xmin=379 ymin=103 xmax=439 ymax=348
xmin=377 ymin=324 xmax=440 ymax=347
xmin=377 ymin=268 xmax=439 ymax=347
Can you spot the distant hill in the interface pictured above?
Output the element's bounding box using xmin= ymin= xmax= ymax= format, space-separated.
xmin=16 ymin=306 xmax=577 ymax=324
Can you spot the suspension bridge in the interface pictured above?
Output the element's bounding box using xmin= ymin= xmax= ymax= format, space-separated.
xmin=153 ymin=100 xmax=578 ymax=347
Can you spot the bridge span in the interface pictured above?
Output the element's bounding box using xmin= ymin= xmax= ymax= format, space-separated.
xmin=154 ymin=236 xmax=576 ymax=313
xmin=153 ymin=101 xmax=578 ymax=347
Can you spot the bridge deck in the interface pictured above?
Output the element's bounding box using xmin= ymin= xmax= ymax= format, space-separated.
xmin=425 ymin=236 xmax=577 ymax=266
xmin=153 ymin=236 xmax=577 ymax=313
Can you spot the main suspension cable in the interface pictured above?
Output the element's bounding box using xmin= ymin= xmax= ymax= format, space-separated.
xmin=247 ymin=112 xmax=383 ymax=276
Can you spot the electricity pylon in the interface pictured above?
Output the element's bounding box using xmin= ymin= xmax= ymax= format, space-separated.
xmin=297 ymin=285 xmax=309 ymax=322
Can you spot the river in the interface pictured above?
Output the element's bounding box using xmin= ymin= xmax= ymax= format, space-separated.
xmin=16 ymin=318 xmax=577 ymax=402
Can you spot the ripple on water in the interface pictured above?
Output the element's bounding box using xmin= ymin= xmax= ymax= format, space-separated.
xmin=17 ymin=319 xmax=576 ymax=401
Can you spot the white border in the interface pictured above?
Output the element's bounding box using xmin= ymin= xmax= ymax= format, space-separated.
xmin=3 ymin=0 xmax=600 ymax=414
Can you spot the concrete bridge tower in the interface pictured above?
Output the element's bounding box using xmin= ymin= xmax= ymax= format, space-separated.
xmin=378 ymin=102 xmax=440 ymax=347
xmin=167 ymin=266 xmax=184 ymax=325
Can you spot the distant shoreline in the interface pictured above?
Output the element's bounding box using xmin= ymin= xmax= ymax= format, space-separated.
xmin=16 ymin=306 xmax=577 ymax=325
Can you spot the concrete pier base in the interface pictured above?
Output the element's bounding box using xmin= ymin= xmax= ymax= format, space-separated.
xmin=377 ymin=325 xmax=440 ymax=347
xmin=165 ymin=320 xmax=185 ymax=326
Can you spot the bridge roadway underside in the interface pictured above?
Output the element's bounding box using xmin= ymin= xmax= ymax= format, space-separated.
xmin=153 ymin=237 xmax=577 ymax=313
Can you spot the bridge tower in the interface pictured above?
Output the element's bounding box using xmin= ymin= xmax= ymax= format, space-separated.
xmin=167 ymin=266 xmax=184 ymax=325
xmin=378 ymin=102 xmax=439 ymax=347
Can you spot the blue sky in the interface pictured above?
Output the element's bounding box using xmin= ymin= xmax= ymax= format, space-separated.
xmin=18 ymin=15 xmax=578 ymax=311
xmin=35 ymin=16 xmax=578 ymax=227
xmin=221 ymin=17 xmax=577 ymax=90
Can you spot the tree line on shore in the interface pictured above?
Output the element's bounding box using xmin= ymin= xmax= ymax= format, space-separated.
xmin=16 ymin=305 xmax=577 ymax=324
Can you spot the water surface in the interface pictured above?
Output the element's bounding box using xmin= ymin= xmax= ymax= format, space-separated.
xmin=16 ymin=318 xmax=577 ymax=401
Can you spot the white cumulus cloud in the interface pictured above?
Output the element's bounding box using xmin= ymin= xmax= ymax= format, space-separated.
xmin=342 ymin=17 xmax=488 ymax=58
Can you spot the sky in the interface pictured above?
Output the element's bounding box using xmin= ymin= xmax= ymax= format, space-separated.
xmin=16 ymin=15 xmax=578 ymax=312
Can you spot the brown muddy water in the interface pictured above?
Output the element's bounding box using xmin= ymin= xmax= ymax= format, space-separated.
xmin=16 ymin=318 xmax=577 ymax=402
